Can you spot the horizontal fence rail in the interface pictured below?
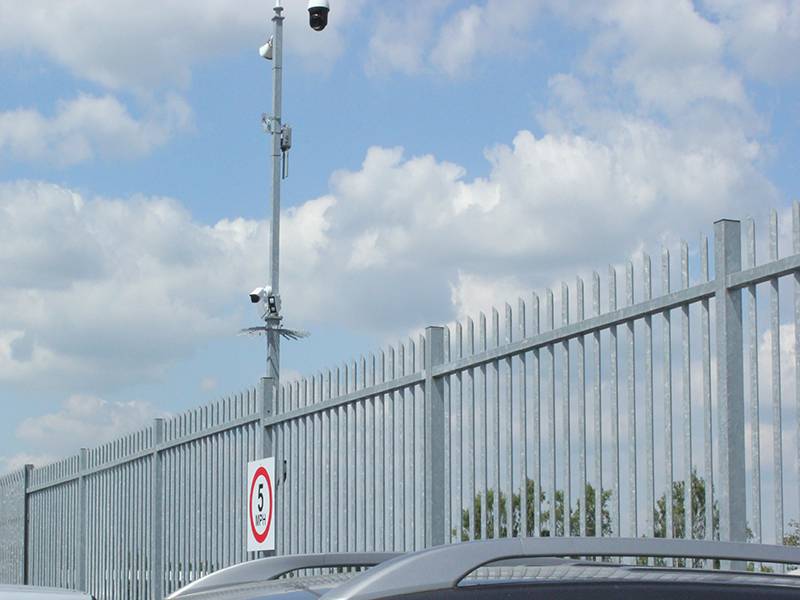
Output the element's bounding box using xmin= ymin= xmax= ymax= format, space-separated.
xmin=2 ymin=206 xmax=800 ymax=597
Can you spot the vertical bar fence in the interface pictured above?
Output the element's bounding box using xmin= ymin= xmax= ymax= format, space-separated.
xmin=2 ymin=207 xmax=800 ymax=597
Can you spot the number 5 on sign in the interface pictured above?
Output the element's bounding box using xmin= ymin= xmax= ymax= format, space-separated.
xmin=247 ymin=457 xmax=275 ymax=551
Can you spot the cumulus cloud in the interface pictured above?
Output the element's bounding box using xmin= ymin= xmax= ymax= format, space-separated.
xmin=0 ymin=81 xmax=778 ymax=387
xmin=0 ymin=452 xmax=55 ymax=475
xmin=703 ymin=0 xmax=800 ymax=82
xmin=558 ymin=1 xmax=750 ymax=116
xmin=0 ymin=94 xmax=192 ymax=166
xmin=430 ymin=0 xmax=541 ymax=77
xmin=15 ymin=394 xmax=165 ymax=456
xmin=0 ymin=394 xmax=169 ymax=474
xmin=0 ymin=180 xmax=339 ymax=390
xmin=0 ymin=0 xmax=365 ymax=91
xmin=366 ymin=0 xmax=542 ymax=78
xmin=366 ymin=0 xmax=800 ymax=108
xmin=312 ymin=112 xmax=773 ymax=328
xmin=365 ymin=0 xmax=452 ymax=76
xmin=0 ymin=181 xmax=255 ymax=388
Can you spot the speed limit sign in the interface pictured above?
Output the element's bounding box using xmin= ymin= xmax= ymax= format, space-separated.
xmin=247 ymin=457 xmax=275 ymax=551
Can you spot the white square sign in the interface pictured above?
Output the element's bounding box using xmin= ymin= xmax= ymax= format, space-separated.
xmin=247 ymin=457 xmax=275 ymax=551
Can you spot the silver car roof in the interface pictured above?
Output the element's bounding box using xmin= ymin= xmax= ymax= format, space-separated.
xmin=0 ymin=586 xmax=93 ymax=600
xmin=169 ymin=553 xmax=400 ymax=598
xmin=321 ymin=537 xmax=800 ymax=600
xmin=166 ymin=573 xmax=356 ymax=600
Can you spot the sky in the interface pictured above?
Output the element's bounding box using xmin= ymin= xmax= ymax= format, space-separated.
xmin=1 ymin=0 xmax=799 ymax=479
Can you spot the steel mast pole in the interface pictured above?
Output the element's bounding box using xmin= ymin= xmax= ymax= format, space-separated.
xmin=267 ymin=1 xmax=284 ymax=387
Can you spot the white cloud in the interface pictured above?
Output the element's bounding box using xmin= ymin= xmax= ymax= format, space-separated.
xmin=0 ymin=87 xmax=776 ymax=388
xmin=366 ymin=0 xmax=542 ymax=78
xmin=450 ymin=271 xmax=530 ymax=320
xmin=0 ymin=180 xmax=337 ymax=390
xmin=0 ymin=452 xmax=55 ymax=475
xmin=15 ymin=394 xmax=165 ymax=458
xmin=0 ymin=0 xmax=366 ymax=91
xmin=369 ymin=0 xmax=799 ymax=111
xmin=703 ymin=0 xmax=800 ymax=82
xmin=316 ymin=112 xmax=772 ymax=327
xmin=430 ymin=0 xmax=541 ymax=78
xmin=0 ymin=61 xmax=778 ymax=389
xmin=548 ymin=0 xmax=751 ymax=117
xmin=0 ymin=181 xmax=256 ymax=388
xmin=0 ymin=94 xmax=192 ymax=166
xmin=365 ymin=1 xmax=452 ymax=76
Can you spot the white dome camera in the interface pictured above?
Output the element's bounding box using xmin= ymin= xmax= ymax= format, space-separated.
xmin=308 ymin=0 xmax=330 ymax=31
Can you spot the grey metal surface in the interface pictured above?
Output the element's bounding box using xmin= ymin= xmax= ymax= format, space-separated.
xmin=0 ymin=585 xmax=93 ymax=599
xmin=700 ymin=235 xmax=714 ymax=543
xmin=321 ymin=537 xmax=800 ymax=600
xmin=462 ymin=564 xmax=800 ymax=588
xmin=168 ymin=553 xmax=399 ymax=598
xmin=662 ymin=248 xmax=674 ymax=539
xmin=642 ymin=256 xmax=654 ymax=539
xmin=680 ymin=241 xmax=693 ymax=541
xmin=167 ymin=574 xmax=354 ymax=600
xmin=0 ymin=469 xmax=27 ymax=585
xmin=608 ymin=266 xmax=620 ymax=535
xmin=769 ymin=210 xmax=784 ymax=549
xmin=625 ymin=262 xmax=636 ymax=539
xmin=560 ymin=283 xmax=570 ymax=537
xmin=746 ymin=219 xmax=762 ymax=544
xmin=714 ymin=219 xmax=746 ymax=544
xmin=795 ymin=205 xmax=800 ymax=543
xmin=424 ymin=327 xmax=445 ymax=547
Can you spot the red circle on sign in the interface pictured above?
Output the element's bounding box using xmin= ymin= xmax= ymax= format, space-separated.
xmin=249 ymin=466 xmax=273 ymax=543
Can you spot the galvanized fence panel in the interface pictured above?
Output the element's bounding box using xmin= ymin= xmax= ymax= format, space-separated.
xmin=2 ymin=206 xmax=800 ymax=596
xmin=26 ymin=456 xmax=80 ymax=589
xmin=0 ymin=467 xmax=28 ymax=584
xmin=271 ymin=338 xmax=428 ymax=555
xmin=0 ymin=388 xmax=261 ymax=599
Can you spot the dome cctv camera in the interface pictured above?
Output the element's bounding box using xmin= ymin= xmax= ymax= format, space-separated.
xmin=308 ymin=0 xmax=330 ymax=31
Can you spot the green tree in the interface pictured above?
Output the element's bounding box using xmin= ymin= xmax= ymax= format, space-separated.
xmin=455 ymin=479 xmax=611 ymax=541
xmin=452 ymin=472 xmax=797 ymax=571
xmin=653 ymin=469 xmax=719 ymax=541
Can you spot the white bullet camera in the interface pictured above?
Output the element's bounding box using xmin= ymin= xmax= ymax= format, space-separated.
xmin=308 ymin=0 xmax=330 ymax=31
xmin=249 ymin=286 xmax=281 ymax=317
xmin=249 ymin=286 xmax=269 ymax=303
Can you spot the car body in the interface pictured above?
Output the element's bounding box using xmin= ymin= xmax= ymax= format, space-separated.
xmin=0 ymin=586 xmax=93 ymax=600
xmin=168 ymin=537 xmax=800 ymax=600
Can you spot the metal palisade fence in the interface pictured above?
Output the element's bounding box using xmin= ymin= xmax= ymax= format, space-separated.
xmin=2 ymin=207 xmax=800 ymax=598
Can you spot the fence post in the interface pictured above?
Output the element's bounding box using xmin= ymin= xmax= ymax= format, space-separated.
xmin=260 ymin=377 xmax=275 ymax=459
xmin=22 ymin=464 xmax=32 ymax=585
xmin=76 ymin=449 xmax=88 ymax=591
xmin=714 ymin=219 xmax=746 ymax=543
xmin=259 ymin=377 xmax=276 ymax=557
xmin=151 ymin=419 xmax=164 ymax=600
xmin=424 ymin=326 xmax=446 ymax=547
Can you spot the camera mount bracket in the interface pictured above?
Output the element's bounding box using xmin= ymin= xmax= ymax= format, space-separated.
xmin=261 ymin=114 xmax=280 ymax=134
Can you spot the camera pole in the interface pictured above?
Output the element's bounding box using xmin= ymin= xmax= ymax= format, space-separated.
xmin=266 ymin=0 xmax=284 ymax=388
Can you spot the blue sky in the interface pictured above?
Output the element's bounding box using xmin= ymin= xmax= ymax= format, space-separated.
xmin=1 ymin=0 xmax=799 ymax=478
